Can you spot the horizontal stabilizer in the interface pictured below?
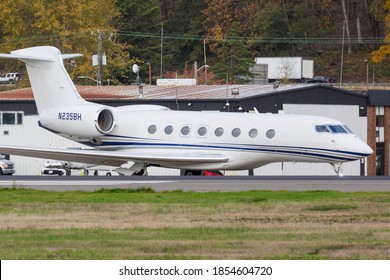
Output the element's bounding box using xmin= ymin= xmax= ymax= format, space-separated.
xmin=61 ymin=54 xmax=83 ymax=60
xmin=0 ymin=53 xmax=55 ymax=62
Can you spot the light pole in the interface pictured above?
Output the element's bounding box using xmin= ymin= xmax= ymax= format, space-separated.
xmin=194 ymin=63 xmax=209 ymax=84
xmin=364 ymin=59 xmax=369 ymax=90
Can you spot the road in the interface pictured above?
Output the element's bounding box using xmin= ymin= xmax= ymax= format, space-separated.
xmin=0 ymin=176 xmax=389 ymax=192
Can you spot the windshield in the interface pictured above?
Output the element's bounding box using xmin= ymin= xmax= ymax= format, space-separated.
xmin=315 ymin=124 xmax=353 ymax=134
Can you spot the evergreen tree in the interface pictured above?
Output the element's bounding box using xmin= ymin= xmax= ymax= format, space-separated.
xmin=211 ymin=22 xmax=254 ymax=84
xmin=116 ymin=0 xmax=163 ymax=82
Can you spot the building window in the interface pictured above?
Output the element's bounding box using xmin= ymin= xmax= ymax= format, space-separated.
xmin=376 ymin=115 xmax=384 ymax=127
xmin=0 ymin=112 xmax=23 ymax=125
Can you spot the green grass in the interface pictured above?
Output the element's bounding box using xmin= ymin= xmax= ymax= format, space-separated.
xmin=0 ymin=188 xmax=389 ymax=259
xmin=0 ymin=187 xmax=382 ymax=204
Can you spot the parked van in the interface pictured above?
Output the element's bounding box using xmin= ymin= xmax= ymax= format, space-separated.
xmin=0 ymin=72 xmax=21 ymax=84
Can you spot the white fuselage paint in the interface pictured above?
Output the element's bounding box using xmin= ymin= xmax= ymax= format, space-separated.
xmin=65 ymin=106 xmax=372 ymax=170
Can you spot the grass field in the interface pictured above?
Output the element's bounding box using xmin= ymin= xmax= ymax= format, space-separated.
xmin=0 ymin=187 xmax=389 ymax=259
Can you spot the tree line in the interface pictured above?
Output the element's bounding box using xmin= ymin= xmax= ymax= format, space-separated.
xmin=0 ymin=0 xmax=389 ymax=85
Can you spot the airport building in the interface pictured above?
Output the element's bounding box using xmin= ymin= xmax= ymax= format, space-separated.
xmin=367 ymin=90 xmax=390 ymax=176
xmin=0 ymin=83 xmax=374 ymax=176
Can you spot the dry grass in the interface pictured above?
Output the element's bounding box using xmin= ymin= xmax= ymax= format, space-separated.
xmin=0 ymin=189 xmax=389 ymax=259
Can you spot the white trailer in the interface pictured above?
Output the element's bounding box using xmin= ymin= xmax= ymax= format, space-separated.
xmin=254 ymin=57 xmax=313 ymax=82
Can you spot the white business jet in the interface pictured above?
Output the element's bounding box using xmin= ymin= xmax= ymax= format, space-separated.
xmin=0 ymin=46 xmax=372 ymax=176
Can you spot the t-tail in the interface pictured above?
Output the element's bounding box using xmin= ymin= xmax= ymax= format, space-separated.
xmin=0 ymin=46 xmax=115 ymax=137
xmin=0 ymin=46 xmax=85 ymax=113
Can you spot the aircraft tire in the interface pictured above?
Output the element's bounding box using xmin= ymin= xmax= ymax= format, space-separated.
xmin=184 ymin=170 xmax=202 ymax=176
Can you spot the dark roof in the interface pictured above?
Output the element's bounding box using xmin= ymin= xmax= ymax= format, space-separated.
xmin=367 ymin=90 xmax=390 ymax=106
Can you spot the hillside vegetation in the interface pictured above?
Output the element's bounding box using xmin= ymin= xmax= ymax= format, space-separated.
xmin=0 ymin=0 xmax=389 ymax=84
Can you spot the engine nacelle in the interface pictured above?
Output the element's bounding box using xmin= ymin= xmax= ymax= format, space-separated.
xmin=39 ymin=104 xmax=115 ymax=137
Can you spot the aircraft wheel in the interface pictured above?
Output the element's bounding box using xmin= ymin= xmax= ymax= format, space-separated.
xmin=184 ymin=170 xmax=202 ymax=176
xmin=133 ymin=169 xmax=145 ymax=176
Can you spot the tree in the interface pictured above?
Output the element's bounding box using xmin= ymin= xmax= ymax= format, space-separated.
xmin=0 ymin=0 xmax=131 ymax=84
xmin=116 ymin=0 xmax=162 ymax=82
xmin=202 ymin=0 xmax=260 ymax=48
xmin=211 ymin=22 xmax=254 ymax=84
xmin=253 ymin=3 xmax=290 ymax=55
xmin=371 ymin=0 xmax=390 ymax=62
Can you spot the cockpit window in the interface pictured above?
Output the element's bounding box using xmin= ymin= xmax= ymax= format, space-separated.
xmin=315 ymin=124 xmax=352 ymax=134
xmin=328 ymin=125 xmax=348 ymax=134
xmin=343 ymin=125 xmax=354 ymax=134
xmin=315 ymin=125 xmax=329 ymax=133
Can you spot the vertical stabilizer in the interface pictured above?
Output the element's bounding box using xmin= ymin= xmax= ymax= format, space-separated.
xmin=0 ymin=46 xmax=85 ymax=113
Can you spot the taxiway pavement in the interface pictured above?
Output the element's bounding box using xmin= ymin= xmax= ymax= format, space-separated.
xmin=0 ymin=176 xmax=389 ymax=192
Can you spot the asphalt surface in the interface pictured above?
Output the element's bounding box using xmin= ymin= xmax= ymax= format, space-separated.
xmin=0 ymin=176 xmax=389 ymax=192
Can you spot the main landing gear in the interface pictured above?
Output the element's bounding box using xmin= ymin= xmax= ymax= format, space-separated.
xmin=331 ymin=162 xmax=343 ymax=177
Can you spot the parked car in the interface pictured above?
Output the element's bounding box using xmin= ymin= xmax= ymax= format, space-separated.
xmin=41 ymin=167 xmax=66 ymax=176
xmin=41 ymin=161 xmax=66 ymax=176
xmin=305 ymin=76 xmax=334 ymax=84
xmin=0 ymin=72 xmax=21 ymax=84
xmin=0 ymin=155 xmax=15 ymax=175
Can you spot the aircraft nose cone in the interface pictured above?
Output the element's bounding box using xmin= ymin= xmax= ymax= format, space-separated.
xmin=355 ymin=139 xmax=373 ymax=156
xmin=362 ymin=143 xmax=373 ymax=156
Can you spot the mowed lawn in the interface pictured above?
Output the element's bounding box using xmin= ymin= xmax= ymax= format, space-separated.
xmin=0 ymin=187 xmax=389 ymax=259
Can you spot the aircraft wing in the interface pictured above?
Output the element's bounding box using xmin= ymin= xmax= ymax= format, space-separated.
xmin=0 ymin=145 xmax=229 ymax=167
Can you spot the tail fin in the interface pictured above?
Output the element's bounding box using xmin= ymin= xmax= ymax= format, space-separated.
xmin=0 ymin=46 xmax=85 ymax=113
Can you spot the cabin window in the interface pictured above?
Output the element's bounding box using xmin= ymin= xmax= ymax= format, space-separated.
xmin=148 ymin=125 xmax=157 ymax=134
xmin=164 ymin=125 xmax=173 ymax=135
xmin=249 ymin=128 xmax=258 ymax=138
xmin=315 ymin=125 xmax=330 ymax=133
xmin=215 ymin=127 xmax=224 ymax=137
xmin=232 ymin=128 xmax=241 ymax=137
xmin=181 ymin=125 xmax=191 ymax=136
xmin=266 ymin=129 xmax=275 ymax=139
xmin=328 ymin=125 xmax=347 ymax=134
xmin=197 ymin=126 xmax=207 ymax=137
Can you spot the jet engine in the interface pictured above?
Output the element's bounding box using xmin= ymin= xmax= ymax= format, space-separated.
xmin=39 ymin=104 xmax=115 ymax=137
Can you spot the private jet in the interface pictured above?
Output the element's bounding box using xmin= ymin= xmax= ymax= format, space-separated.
xmin=0 ymin=46 xmax=373 ymax=176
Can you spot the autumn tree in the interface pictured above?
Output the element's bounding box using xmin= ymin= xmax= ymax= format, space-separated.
xmin=0 ymin=0 xmax=131 ymax=84
xmin=202 ymin=0 xmax=260 ymax=46
xmin=372 ymin=0 xmax=390 ymax=62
